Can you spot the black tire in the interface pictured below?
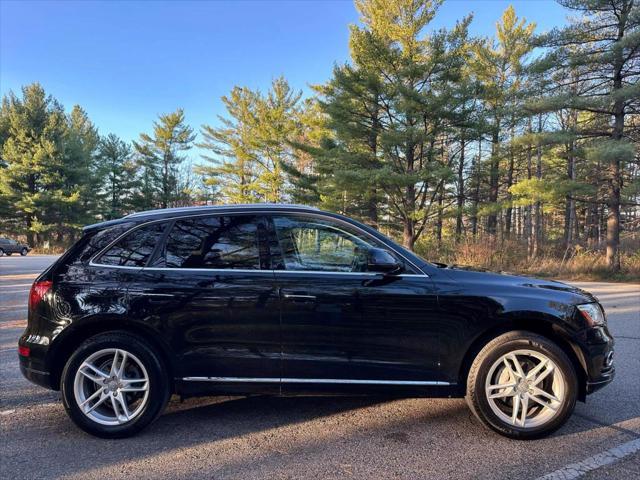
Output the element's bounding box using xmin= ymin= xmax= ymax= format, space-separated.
xmin=466 ymin=330 xmax=577 ymax=440
xmin=0 ymin=248 xmax=4 ymax=256
xmin=61 ymin=331 xmax=171 ymax=438
xmin=5 ymin=252 xmax=12 ymax=256
xmin=20 ymin=248 xmax=28 ymax=256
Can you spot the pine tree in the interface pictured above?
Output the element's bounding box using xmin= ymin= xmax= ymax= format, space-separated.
xmin=317 ymin=0 xmax=471 ymax=249
xmin=471 ymin=6 xmax=536 ymax=237
xmin=197 ymin=77 xmax=305 ymax=203
xmin=96 ymin=133 xmax=137 ymax=219
xmin=133 ymin=109 xmax=195 ymax=209
xmin=532 ymin=0 xmax=639 ymax=270
xmin=0 ymin=83 xmax=68 ymax=245
xmin=60 ymin=105 xmax=100 ymax=237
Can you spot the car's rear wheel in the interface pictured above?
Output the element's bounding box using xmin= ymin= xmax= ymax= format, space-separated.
xmin=20 ymin=248 xmax=28 ymax=256
xmin=466 ymin=331 xmax=577 ymax=439
xmin=61 ymin=332 xmax=170 ymax=438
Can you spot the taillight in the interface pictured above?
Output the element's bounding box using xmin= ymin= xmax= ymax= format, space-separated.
xmin=29 ymin=280 xmax=53 ymax=310
xmin=18 ymin=345 xmax=30 ymax=357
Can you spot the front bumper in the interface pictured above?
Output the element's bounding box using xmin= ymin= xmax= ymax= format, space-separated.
xmin=579 ymin=325 xmax=615 ymax=396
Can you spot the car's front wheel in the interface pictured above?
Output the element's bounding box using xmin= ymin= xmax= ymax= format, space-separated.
xmin=61 ymin=332 xmax=170 ymax=438
xmin=20 ymin=248 xmax=28 ymax=256
xmin=466 ymin=331 xmax=577 ymax=439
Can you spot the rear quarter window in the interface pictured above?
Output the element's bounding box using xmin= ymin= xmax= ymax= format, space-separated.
xmin=96 ymin=222 xmax=167 ymax=267
xmin=57 ymin=222 xmax=137 ymax=268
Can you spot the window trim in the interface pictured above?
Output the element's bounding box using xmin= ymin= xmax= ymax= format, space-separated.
xmin=265 ymin=212 xmax=424 ymax=275
xmin=89 ymin=210 xmax=427 ymax=276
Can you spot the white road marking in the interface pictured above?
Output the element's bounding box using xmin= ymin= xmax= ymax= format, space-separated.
xmin=536 ymin=438 xmax=640 ymax=480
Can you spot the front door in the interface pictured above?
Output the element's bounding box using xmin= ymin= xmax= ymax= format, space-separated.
xmin=267 ymin=213 xmax=442 ymax=393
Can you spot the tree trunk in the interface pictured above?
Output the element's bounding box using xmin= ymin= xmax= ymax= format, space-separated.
xmin=606 ymin=19 xmax=626 ymax=271
xmin=504 ymin=125 xmax=515 ymax=239
xmin=366 ymin=93 xmax=380 ymax=228
xmin=402 ymin=145 xmax=416 ymax=251
xmin=532 ymin=115 xmax=543 ymax=258
xmin=436 ymin=187 xmax=444 ymax=247
xmin=471 ymin=138 xmax=482 ymax=237
xmin=487 ymin=125 xmax=500 ymax=236
xmin=455 ymin=136 xmax=466 ymax=241
xmin=563 ymin=143 xmax=576 ymax=250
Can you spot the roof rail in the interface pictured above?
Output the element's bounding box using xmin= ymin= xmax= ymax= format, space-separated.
xmin=124 ymin=203 xmax=319 ymax=219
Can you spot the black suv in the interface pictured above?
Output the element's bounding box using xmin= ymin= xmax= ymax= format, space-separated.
xmin=19 ymin=204 xmax=614 ymax=439
xmin=0 ymin=237 xmax=30 ymax=256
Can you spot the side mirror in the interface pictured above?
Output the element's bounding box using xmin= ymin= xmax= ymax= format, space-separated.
xmin=367 ymin=248 xmax=402 ymax=274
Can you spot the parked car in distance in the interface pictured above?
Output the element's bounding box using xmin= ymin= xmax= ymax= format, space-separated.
xmin=18 ymin=204 xmax=614 ymax=439
xmin=0 ymin=237 xmax=30 ymax=256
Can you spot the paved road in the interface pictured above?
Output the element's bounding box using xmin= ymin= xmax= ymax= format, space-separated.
xmin=1 ymin=255 xmax=638 ymax=480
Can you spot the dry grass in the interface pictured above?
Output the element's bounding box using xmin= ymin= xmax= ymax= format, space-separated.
xmin=415 ymin=237 xmax=640 ymax=282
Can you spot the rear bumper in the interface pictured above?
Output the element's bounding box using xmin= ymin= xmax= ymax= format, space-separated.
xmin=19 ymin=358 xmax=54 ymax=389
xmin=19 ymin=328 xmax=56 ymax=390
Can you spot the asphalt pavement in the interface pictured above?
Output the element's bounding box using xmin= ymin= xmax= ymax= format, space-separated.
xmin=1 ymin=255 xmax=638 ymax=480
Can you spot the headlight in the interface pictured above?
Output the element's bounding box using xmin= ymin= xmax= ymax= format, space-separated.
xmin=577 ymin=303 xmax=606 ymax=326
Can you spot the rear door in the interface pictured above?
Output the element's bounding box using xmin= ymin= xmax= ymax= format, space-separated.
xmin=126 ymin=214 xmax=281 ymax=389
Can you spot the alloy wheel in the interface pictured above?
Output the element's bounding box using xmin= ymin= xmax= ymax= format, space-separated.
xmin=73 ymin=348 xmax=150 ymax=426
xmin=485 ymin=349 xmax=565 ymax=429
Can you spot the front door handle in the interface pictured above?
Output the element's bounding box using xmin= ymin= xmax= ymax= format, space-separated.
xmin=282 ymin=293 xmax=316 ymax=301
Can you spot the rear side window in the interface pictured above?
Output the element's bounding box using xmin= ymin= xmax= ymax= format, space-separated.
xmin=164 ymin=216 xmax=263 ymax=269
xmin=96 ymin=223 xmax=166 ymax=267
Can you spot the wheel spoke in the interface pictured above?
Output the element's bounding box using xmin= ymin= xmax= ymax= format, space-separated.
xmin=532 ymin=363 xmax=555 ymax=385
xmin=120 ymin=377 xmax=147 ymax=384
xmin=528 ymin=392 xmax=559 ymax=411
xmin=78 ymin=369 xmax=104 ymax=385
xmin=121 ymin=384 xmax=148 ymax=393
xmin=116 ymin=395 xmax=131 ymax=421
xmin=110 ymin=396 xmax=123 ymax=423
xmin=487 ymin=382 xmax=517 ymax=391
xmin=81 ymin=362 xmax=108 ymax=381
xmin=518 ymin=395 xmax=529 ymax=427
xmin=511 ymin=394 xmax=521 ymax=425
xmin=110 ymin=350 xmax=125 ymax=377
xmin=507 ymin=354 xmax=526 ymax=378
xmin=79 ymin=388 xmax=103 ymax=408
xmin=489 ymin=389 xmax=516 ymax=399
xmin=85 ymin=393 xmax=108 ymax=414
xmin=116 ymin=350 xmax=128 ymax=379
xmin=487 ymin=381 xmax=517 ymax=399
xmin=531 ymin=386 xmax=560 ymax=403
xmin=526 ymin=359 xmax=549 ymax=380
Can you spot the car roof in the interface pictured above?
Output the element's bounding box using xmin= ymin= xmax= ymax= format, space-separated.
xmin=83 ymin=203 xmax=321 ymax=232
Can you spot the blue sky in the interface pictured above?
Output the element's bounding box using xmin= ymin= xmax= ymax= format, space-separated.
xmin=1 ymin=0 xmax=568 ymax=154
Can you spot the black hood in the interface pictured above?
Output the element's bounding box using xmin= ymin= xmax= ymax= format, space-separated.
xmin=430 ymin=263 xmax=598 ymax=304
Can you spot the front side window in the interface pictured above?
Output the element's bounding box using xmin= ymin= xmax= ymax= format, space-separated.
xmin=164 ymin=215 xmax=262 ymax=270
xmin=96 ymin=223 xmax=166 ymax=267
xmin=271 ymin=215 xmax=392 ymax=272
